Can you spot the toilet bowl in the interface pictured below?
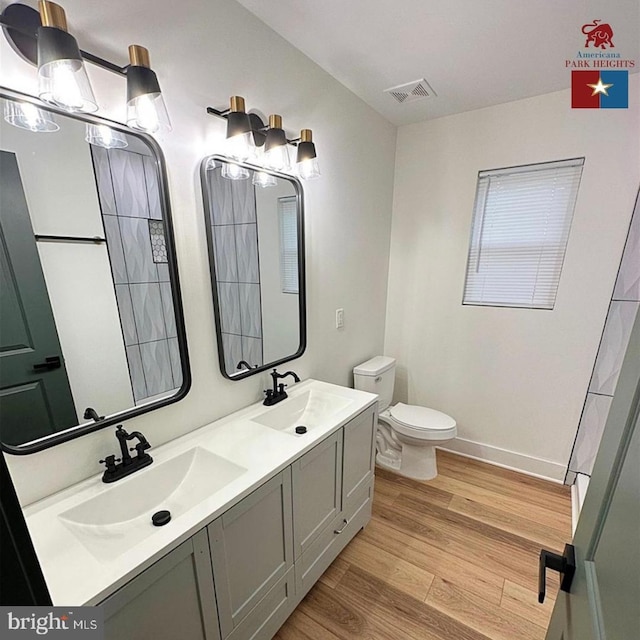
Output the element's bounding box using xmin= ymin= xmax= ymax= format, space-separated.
xmin=353 ymin=356 xmax=457 ymax=481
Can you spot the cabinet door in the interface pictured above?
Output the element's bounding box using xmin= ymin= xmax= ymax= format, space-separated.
xmin=208 ymin=469 xmax=293 ymax=638
xmin=342 ymin=405 xmax=376 ymax=515
xmin=102 ymin=530 xmax=220 ymax=640
xmin=291 ymin=429 xmax=343 ymax=559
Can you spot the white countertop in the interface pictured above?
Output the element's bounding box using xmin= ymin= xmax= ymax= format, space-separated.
xmin=23 ymin=379 xmax=377 ymax=606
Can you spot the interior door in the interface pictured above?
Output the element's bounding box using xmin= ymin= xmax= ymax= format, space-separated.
xmin=544 ymin=312 xmax=640 ymax=639
xmin=0 ymin=150 xmax=77 ymax=446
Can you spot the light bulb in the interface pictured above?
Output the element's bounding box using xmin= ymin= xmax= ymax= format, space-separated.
xmin=225 ymin=132 xmax=255 ymax=161
xmin=221 ymin=163 xmax=250 ymax=180
xmin=297 ymin=157 xmax=321 ymax=180
xmin=133 ymin=94 xmax=159 ymax=132
xmin=252 ymin=171 xmax=277 ymax=188
xmin=3 ymin=100 xmax=59 ymax=132
xmin=38 ymin=59 xmax=98 ymax=113
xmin=264 ymin=144 xmax=290 ymax=171
xmin=85 ymin=124 xmax=128 ymax=149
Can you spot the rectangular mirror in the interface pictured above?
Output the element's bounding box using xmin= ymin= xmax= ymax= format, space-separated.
xmin=0 ymin=89 xmax=190 ymax=453
xmin=201 ymin=156 xmax=306 ymax=380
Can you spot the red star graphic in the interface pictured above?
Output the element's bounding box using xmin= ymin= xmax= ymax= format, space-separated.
xmin=60 ymin=615 xmax=69 ymax=621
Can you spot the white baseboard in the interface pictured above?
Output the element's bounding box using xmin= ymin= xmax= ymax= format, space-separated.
xmin=571 ymin=474 xmax=590 ymax=535
xmin=438 ymin=437 xmax=566 ymax=484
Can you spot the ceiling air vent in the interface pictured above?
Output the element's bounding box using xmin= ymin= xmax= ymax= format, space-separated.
xmin=384 ymin=78 xmax=436 ymax=104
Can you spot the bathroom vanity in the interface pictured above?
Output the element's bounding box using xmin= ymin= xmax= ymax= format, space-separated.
xmin=22 ymin=380 xmax=377 ymax=640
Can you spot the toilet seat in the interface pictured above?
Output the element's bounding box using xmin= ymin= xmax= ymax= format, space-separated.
xmin=386 ymin=403 xmax=457 ymax=440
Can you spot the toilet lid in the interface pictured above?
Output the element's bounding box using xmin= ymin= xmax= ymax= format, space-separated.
xmin=390 ymin=403 xmax=456 ymax=431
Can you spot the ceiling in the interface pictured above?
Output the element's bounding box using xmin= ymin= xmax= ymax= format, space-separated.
xmin=236 ymin=0 xmax=639 ymax=126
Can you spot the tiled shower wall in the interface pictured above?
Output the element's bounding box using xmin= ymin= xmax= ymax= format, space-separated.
xmin=206 ymin=168 xmax=263 ymax=376
xmin=567 ymin=190 xmax=640 ymax=480
xmin=91 ymin=146 xmax=182 ymax=404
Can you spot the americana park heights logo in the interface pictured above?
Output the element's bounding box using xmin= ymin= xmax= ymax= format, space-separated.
xmin=567 ymin=20 xmax=635 ymax=109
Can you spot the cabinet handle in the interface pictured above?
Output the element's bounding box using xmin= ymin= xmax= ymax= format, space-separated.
xmin=334 ymin=519 xmax=348 ymax=534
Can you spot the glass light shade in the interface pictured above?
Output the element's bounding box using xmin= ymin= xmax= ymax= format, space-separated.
xmin=205 ymin=158 xmax=217 ymax=171
xmin=297 ymin=157 xmax=321 ymax=180
xmin=221 ymin=163 xmax=250 ymax=180
xmin=252 ymin=171 xmax=277 ymax=188
xmin=3 ymin=100 xmax=59 ymax=132
xmin=38 ymin=58 xmax=98 ymax=113
xmin=127 ymin=92 xmax=171 ymax=133
xmin=225 ymin=131 xmax=255 ymax=161
xmin=264 ymin=144 xmax=290 ymax=171
xmin=85 ymin=124 xmax=128 ymax=149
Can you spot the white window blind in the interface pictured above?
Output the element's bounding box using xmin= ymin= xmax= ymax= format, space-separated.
xmin=463 ymin=158 xmax=584 ymax=310
xmin=279 ymin=196 xmax=299 ymax=294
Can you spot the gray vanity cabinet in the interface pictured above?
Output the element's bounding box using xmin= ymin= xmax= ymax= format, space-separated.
xmin=99 ymin=403 xmax=377 ymax=640
xmin=208 ymin=469 xmax=294 ymax=639
xmin=102 ymin=530 xmax=220 ymax=640
xmin=293 ymin=405 xmax=376 ymax=597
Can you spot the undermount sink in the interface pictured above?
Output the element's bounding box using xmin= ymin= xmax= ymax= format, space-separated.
xmin=252 ymin=389 xmax=353 ymax=435
xmin=59 ymin=447 xmax=246 ymax=561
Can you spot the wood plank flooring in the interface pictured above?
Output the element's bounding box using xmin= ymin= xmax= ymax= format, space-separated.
xmin=275 ymin=450 xmax=572 ymax=640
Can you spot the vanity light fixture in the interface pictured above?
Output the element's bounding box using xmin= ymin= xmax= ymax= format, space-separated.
xmin=85 ymin=123 xmax=127 ymax=149
xmin=3 ymin=99 xmax=59 ymax=131
xmin=206 ymin=101 xmax=321 ymax=180
xmin=35 ymin=0 xmax=97 ymax=112
xmin=0 ymin=2 xmax=171 ymax=132
xmin=295 ymin=129 xmax=320 ymax=180
xmin=126 ymin=45 xmax=171 ymax=133
xmin=263 ymin=114 xmax=290 ymax=171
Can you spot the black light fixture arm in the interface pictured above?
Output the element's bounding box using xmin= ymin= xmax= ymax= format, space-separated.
xmin=0 ymin=3 xmax=128 ymax=77
xmin=206 ymin=105 xmax=300 ymax=148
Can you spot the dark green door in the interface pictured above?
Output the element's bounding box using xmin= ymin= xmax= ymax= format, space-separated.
xmin=0 ymin=151 xmax=77 ymax=446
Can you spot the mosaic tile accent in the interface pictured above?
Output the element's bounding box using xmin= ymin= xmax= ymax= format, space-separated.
xmin=149 ymin=220 xmax=168 ymax=264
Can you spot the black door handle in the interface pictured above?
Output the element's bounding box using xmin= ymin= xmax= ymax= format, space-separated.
xmin=33 ymin=356 xmax=62 ymax=372
xmin=539 ymin=544 xmax=576 ymax=603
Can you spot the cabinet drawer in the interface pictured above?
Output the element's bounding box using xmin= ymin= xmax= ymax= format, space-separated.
xmin=295 ymin=480 xmax=372 ymax=599
xmin=226 ymin=568 xmax=295 ymax=640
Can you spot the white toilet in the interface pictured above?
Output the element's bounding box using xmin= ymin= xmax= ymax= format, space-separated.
xmin=353 ymin=356 xmax=457 ymax=481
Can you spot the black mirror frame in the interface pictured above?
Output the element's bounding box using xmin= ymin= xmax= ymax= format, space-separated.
xmin=200 ymin=155 xmax=306 ymax=381
xmin=0 ymin=87 xmax=191 ymax=455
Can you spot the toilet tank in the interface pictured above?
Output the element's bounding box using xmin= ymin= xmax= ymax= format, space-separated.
xmin=353 ymin=356 xmax=396 ymax=411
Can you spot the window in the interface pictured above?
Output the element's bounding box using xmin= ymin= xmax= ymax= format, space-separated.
xmin=278 ymin=196 xmax=298 ymax=294
xmin=463 ymin=158 xmax=584 ymax=310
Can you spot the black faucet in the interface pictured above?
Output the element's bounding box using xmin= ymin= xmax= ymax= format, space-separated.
xmin=263 ymin=369 xmax=300 ymax=406
xmin=237 ymin=360 xmax=257 ymax=371
xmin=83 ymin=407 xmax=104 ymax=422
xmin=99 ymin=425 xmax=153 ymax=483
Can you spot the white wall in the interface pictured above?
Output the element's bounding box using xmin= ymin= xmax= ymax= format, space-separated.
xmin=385 ymin=78 xmax=639 ymax=481
xmin=255 ymin=179 xmax=300 ymax=363
xmin=1 ymin=0 xmax=396 ymax=504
